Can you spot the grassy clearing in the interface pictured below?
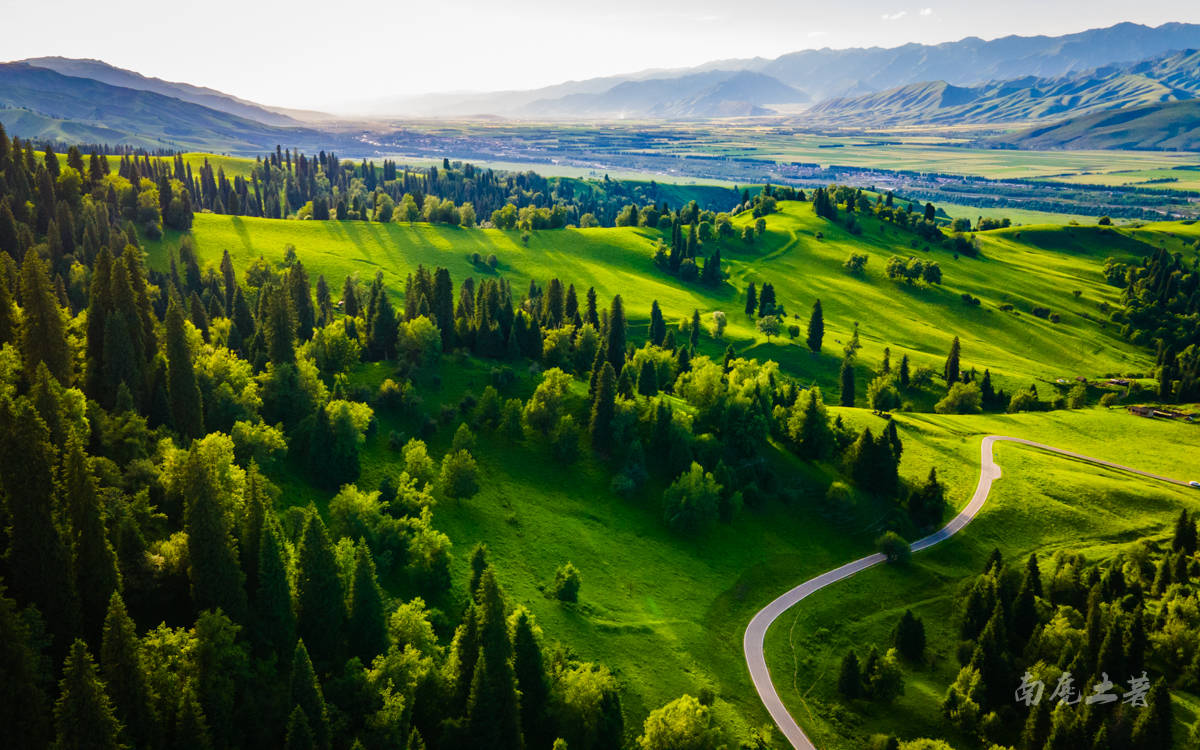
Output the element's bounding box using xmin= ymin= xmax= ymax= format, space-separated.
xmin=763 ymin=407 xmax=1200 ymax=748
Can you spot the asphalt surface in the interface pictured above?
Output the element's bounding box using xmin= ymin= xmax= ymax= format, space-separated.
xmin=742 ymin=435 xmax=1189 ymax=750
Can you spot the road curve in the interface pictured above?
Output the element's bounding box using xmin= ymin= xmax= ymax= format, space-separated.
xmin=743 ymin=435 xmax=1189 ymax=750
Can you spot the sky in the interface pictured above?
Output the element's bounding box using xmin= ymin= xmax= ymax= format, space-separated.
xmin=7 ymin=0 xmax=1200 ymax=110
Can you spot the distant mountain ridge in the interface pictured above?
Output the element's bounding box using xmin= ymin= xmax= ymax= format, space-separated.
xmin=0 ymin=62 xmax=346 ymax=152
xmin=996 ymin=99 xmax=1200 ymax=150
xmin=807 ymin=49 xmax=1200 ymax=125
xmin=356 ymin=21 xmax=1200 ymax=117
xmin=519 ymin=70 xmax=809 ymax=119
xmin=17 ymin=57 xmax=331 ymax=126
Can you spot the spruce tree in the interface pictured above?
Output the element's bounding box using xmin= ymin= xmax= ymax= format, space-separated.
xmin=285 ymin=707 xmax=315 ymax=750
xmin=637 ymin=359 xmax=658 ymax=398
xmin=806 ymin=299 xmax=824 ymax=353
xmin=254 ymin=519 xmax=296 ymax=660
xmin=295 ymin=513 xmax=346 ymax=672
xmin=511 ymin=607 xmax=550 ymax=749
xmin=64 ymin=438 xmax=121 ymax=645
xmin=744 ymin=282 xmax=757 ymax=317
xmin=892 ymin=610 xmax=925 ymax=661
xmin=0 ymin=582 xmax=50 ymax=748
xmin=347 ymin=540 xmax=388 ymax=664
xmin=166 ymin=297 xmax=205 ymax=439
xmin=648 ymin=300 xmax=666 ymax=346
xmin=466 ymin=569 xmax=522 ymax=749
xmin=175 ymin=686 xmax=213 ymax=750
xmin=944 ymin=336 xmax=961 ymax=385
xmin=342 ymin=276 xmax=359 ymax=318
xmin=53 ymin=639 xmax=123 ymax=750
xmin=839 ymin=356 xmax=855 ymax=407
xmin=0 ymin=396 xmax=79 ymax=652
xmin=589 ymin=362 xmax=617 ymax=453
xmin=605 ymin=295 xmax=626 ymax=372
xmin=19 ymin=251 xmax=71 ymax=382
xmin=100 ymin=594 xmax=154 ymax=750
xmin=290 ymin=261 xmax=316 ymax=342
xmin=1130 ymin=679 xmax=1172 ymax=750
xmin=183 ymin=448 xmax=247 ymax=623
xmin=84 ymin=246 xmax=113 ymax=399
xmin=290 ymin=641 xmax=331 ymax=750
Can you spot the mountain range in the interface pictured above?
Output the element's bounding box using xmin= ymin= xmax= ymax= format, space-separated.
xmin=2 ymin=21 xmax=1200 ymax=151
xmin=808 ymin=49 xmax=1200 ymax=126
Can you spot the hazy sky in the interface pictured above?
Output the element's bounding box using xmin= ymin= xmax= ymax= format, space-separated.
xmin=8 ymin=1 xmax=1200 ymax=109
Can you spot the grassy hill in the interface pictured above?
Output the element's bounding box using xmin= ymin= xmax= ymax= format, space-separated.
xmin=137 ymin=199 xmax=1200 ymax=741
xmin=0 ymin=62 xmax=349 ymax=152
xmin=146 ymin=201 xmax=1176 ymax=401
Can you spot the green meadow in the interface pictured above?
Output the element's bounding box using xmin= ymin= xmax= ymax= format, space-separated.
xmin=146 ymin=200 xmax=1179 ymax=403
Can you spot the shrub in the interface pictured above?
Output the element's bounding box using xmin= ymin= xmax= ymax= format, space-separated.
xmin=961 ymin=293 xmax=980 ymax=306
xmin=552 ymin=562 xmax=581 ymax=603
xmin=1031 ymin=306 xmax=1051 ymax=319
xmin=662 ymin=462 xmax=722 ymax=532
xmin=438 ymin=449 xmax=479 ymax=499
xmin=876 ymin=532 xmax=911 ymax=565
xmin=934 ymin=382 xmax=982 ymax=414
xmin=787 ymin=324 xmax=800 ymax=339
xmin=1099 ymin=392 xmax=1120 ymax=407
xmin=1067 ymin=384 xmax=1088 ymax=408
xmin=844 ymin=252 xmax=869 ymax=275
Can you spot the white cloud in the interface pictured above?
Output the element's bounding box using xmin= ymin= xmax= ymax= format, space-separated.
xmin=919 ymin=7 xmax=934 ymax=16
xmin=881 ymin=10 xmax=908 ymax=21
xmin=807 ymin=30 xmax=829 ymax=37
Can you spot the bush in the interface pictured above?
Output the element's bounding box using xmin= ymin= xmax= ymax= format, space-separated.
xmin=960 ymin=293 xmax=980 ymax=306
xmin=934 ymin=382 xmax=982 ymax=414
xmin=1067 ymin=383 xmax=1088 ymax=408
xmin=844 ymin=252 xmax=869 ymax=275
xmin=1007 ymin=390 xmax=1042 ymax=413
xmin=662 ymin=462 xmax=722 ymax=532
xmin=787 ymin=324 xmax=800 ymax=339
xmin=551 ymin=562 xmax=581 ymax=602
xmin=876 ymin=532 xmax=911 ymax=565
xmin=1031 ymin=306 xmax=1051 ymax=319
xmin=1099 ymin=392 xmax=1120 ymax=407
xmin=438 ymin=449 xmax=479 ymax=499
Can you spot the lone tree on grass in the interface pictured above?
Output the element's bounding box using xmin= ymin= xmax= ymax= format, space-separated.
xmin=806 ymin=299 xmax=824 ymax=353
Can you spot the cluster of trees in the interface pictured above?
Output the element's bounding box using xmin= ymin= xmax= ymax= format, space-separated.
xmin=812 ymin=185 xmax=947 ymax=245
xmin=885 ymin=255 xmax=943 ymax=285
xmin=183 ymin=147 xmax=748 ymax=231
xmin=931 ymin=527 xmax=1197 ymax=750
xmin=1104 ymin=247 xmax=1200 ymax=402
xmin=650 ymin=204 xmax=727 ymax=285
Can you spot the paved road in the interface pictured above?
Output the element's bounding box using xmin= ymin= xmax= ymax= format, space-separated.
xmin=743 ymin=435 xmax=1189 ymax=750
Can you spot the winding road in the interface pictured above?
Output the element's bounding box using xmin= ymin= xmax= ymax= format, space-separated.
xmin=743 ymin=435 xmax=1190 ymax=750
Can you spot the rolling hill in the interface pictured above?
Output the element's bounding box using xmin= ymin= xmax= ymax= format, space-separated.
xmin=997 ymin=99 xmax=1200 ymax=150
xmin=0 ymin=62 xmax=354 ymax=152
xmin=16 ymin=57 xmax=326 ymax=126
xmin=808 ymin=49 xmax=1200 ymax=126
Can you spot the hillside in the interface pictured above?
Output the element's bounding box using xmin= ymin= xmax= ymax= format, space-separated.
xmin=17 ymin=57 xmax=324 ymax=126
xmin=142 ymin=202 xmax=1171 ymax=406
xmin=135 ymin=200 xmax=1200 ymax=740
xmin=998 ymin=99 xmax=1200 ymax=150
xmin=0 ymin=62 xmax=351 ymax=151
xmin=808 ymin=49 xmax=1200 ymax=126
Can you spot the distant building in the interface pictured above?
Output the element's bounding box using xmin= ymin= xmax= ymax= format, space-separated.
xmin=1128 ymin=405 xmax=1154 ymax=417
